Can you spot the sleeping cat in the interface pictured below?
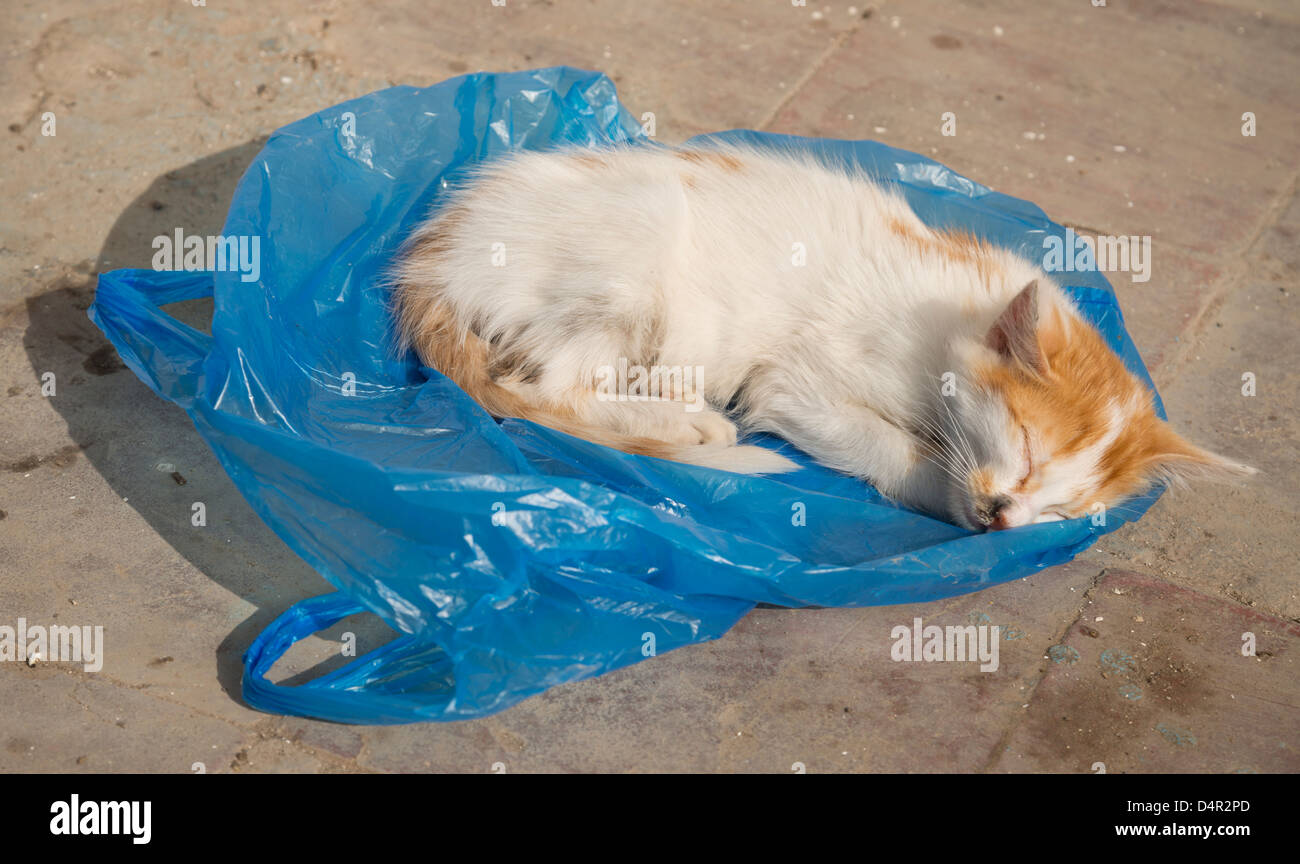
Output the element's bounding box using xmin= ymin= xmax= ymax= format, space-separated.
xmin=391 ymin=143 xmax=1253 ymax=531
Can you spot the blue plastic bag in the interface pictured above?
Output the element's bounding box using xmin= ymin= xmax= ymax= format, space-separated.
xmin=90 ymin=67 xmax=1163 ymax=723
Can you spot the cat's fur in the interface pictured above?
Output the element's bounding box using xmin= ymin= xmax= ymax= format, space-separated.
xmin=391 ymin=143 xmax=1253 ymax=530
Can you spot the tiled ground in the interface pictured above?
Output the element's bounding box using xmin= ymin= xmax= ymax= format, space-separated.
xmin=1 ymin=0 xmax=1296 ymax=772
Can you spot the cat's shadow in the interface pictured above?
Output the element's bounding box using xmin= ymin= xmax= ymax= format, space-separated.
xmin=21 ymin=138 xmax=392 ymax=710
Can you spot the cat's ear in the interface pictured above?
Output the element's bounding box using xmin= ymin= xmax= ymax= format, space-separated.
xmin=985 ymin=280 xmax=1045 ymax=373
xmin=1142 ymin=424 xmax=1257 ymax=488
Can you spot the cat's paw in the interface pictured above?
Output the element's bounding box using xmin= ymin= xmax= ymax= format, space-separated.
xmin=690 ymin=412 xmax=738 ymax=446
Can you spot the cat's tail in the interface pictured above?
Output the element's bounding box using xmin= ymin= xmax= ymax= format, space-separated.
xmin=393 ymin=292 xmax=799 ymax=476
xmin=662 ymin=442 xmax=801 ymax=474
xmin=516 ymin=408 xmax=801 ymax=475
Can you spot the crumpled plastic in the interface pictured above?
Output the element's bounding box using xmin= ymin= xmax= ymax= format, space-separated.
xmin=89 ymin=67 xmax=1163 ymax=723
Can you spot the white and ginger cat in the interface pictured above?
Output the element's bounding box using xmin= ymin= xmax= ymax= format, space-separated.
xmin=391 ymin=144 xmax=1253 ymax=531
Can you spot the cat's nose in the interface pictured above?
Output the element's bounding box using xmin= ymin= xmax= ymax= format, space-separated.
xmin=976 ymin=495 xmax=1014 ymax=530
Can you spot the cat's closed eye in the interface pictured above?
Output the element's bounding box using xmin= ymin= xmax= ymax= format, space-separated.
xmin=1017 ymin=425 xmax=1033 ymax=487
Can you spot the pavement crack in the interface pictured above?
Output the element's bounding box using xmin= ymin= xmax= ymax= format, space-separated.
xmin=1155 ymin=169 xmax=1300 ymax=385
xmin=977 ymin=566 xmax=1110 ymax=772
xmin=755 ymin=20 xmax=865 ymax=132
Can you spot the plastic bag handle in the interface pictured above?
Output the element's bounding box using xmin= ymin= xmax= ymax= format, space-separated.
xmin=89 ymin=269 xmax=215 ymax=407
xmin=242 ymin=592 xmax=455 ymax=725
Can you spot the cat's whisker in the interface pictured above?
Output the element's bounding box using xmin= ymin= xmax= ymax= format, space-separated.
xmin=911 ymin=421 xmax=965 ymax=473
xmin=918 ymin=443 xmax=974 ymax=486
xmin=935 ymin=399 xmax=978 ymax=476
xmin=914 ymin=411 xmax=964 ymax=461
xmin=916 ymin=449 xmax=970 ymax=485
xmin=912 ymin=415 xmax=973 ymax=482
xmin=947 ymin=406 xmax=980 ymax=472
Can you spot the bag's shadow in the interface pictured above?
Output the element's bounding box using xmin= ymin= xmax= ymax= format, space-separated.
xmin=22 ymin=138 xmax=389 ymax=710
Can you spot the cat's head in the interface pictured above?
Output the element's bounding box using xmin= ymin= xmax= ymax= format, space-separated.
xmin=940 ymin=279 xmax=1254 ymax=532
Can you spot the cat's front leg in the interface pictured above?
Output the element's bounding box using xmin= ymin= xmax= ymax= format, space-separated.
xmin=748 ymin=397 xmax=953 ymax=517
xmin=746 ymin=398 xmax=905 ymax=486
xmin=886 ymin=447 xmax=958 ymax=522
xmin=584 ymin=397 xmax=737 ymax=446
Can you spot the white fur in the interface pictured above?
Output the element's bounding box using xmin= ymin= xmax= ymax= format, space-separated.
xmin=394 ymin=144 xmax=1146 ymax=529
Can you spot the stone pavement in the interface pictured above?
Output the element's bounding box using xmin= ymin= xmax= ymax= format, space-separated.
xmin=1 ymin=0 xmax=1296 ymax=772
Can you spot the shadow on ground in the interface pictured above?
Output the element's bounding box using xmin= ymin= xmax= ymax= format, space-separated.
xmin=19 ymin=138 xmax=392 ymax=709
